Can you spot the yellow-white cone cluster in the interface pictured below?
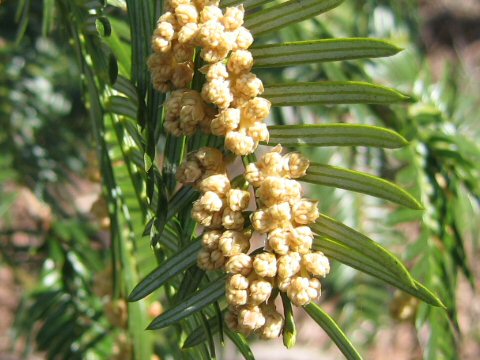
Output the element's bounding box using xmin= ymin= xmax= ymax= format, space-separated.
xmin=246 ymin=145 xmax=330 ymax=307
xmin=149 ymin=1 xmax=271 ymax=154
xmin=176 ymin=147 xmax=252 ymax=270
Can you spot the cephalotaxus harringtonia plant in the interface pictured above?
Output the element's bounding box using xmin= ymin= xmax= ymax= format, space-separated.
xmin=12 ymin=0 xmax=447 ymax=358
xmin=127 ymin=0 xmax=445 ymax=358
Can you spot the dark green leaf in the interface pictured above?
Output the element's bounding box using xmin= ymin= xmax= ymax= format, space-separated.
xmin=224 ymin=327 xmax=255 ymax=360
xmin=303 ymin=164 xmax=423 ymax=209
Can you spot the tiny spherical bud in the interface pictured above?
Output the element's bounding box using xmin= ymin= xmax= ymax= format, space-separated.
xmin=197 ymin=20 xmax=225 ymax=48
xmin=232 ymin=73 xmax=264 ymax=98
xmin=242 ymin=97 xmax=271 ymax=123
xmin=292 ymin=199 xmax=319 ymax=224
xmin=249 ymin=279 xmax=272 ymax=305
xmin=302 ymin=251 xmax=330 ymax=277
xmin=277 ymin=276 xmax=291 ymax=292
xmin=199 ymin=174 xmax=231 ymax=194
xmin=211 ymin=108 xmax=240 ymax=136
xmin=257 ymin=177 xmax=291 ymax=206
xmin=201 ymin=78 xmax=233 ymax=108
xmin=228 ymin=49 xmax=253 ymax=74
xmin=253 ymin=252 xmax=277 ymax=277
xmin=258 ymin=148 xmax=284 ymax=176
xmin=159 ymin=11 xmax=178 ymax=28
xmin=172 ymin=62 xmax=194 ymax=88
xmin=252 ymin=209 xmax=273 ymax=233
xmin=260 ymin=307 xmax=284 ymax=339
xmin=228 ymin=274 xmax=249 ymax=290
xmin=277 ymin=252 xmax=301 ymax=279
xmin=176 ymin=160 xmax=202 ymax=184
xmin=247 ymin=121 xmax=269 ymax=142
xmin=219 ymin=230 xmax=250 ymax=256
xmin=245 ymin=163 xmax=264 ymax=188
xmin=199 ymin=5 xmax=223 ymax=22
xmin=178 ymin=22 xmax=199 ymax=45
xmin=288 ymin=226 xmax=313 ymax=254
xmin=204 ymin=62 xmax=229 ymax=81
xmin=227 ymin=189 xmax=250 ymax=211
xmin=175 ymin=4 xmax=198 ymax=26
xmin=221 ymin=5 xmax=244 ymax=31
xmin=191 ymin=203 xmax=214 ymax=226
xmin=235 ymin=26 xmax=254 ymax=49
xmin=197 ymin=248 xmax=225 ymax=270
xmin=227 ymin=288 xmax=248 ymax=306
xmin=201 ymin=46 xmax=231 ymax=63
xmin=172 ymin=43 xmax=195 ymax=62
xmin=283 ymin=152 xmax=310 ymax=178
xmin=202 ymin=230 xmax=222 ymax=249
xmin=193 ymin=0 xmax=220 ymax=8
xmin=222 ymin=208 xmax=245 ymax=230
xmin=225 ymin=254 xmax=252 ymax=276
xmin=307 ymin=277 xmax=322 ymax=301
xmin=225 ymin=131 xmax=257 ymax=155
xmin=199 ymin=191 xmax=224 ymax=212
xmin=267 ymin=202 xmax=292 ymax=227
xmin=154 ymin=21 xmax=175 ymax=40
xmin=238 ymin=306 xmax=265 ymax=331
xmin=287 ymin=276 xmax=311 ymax=306
xmin=194 ymin=147 xmax=224 ymax=171
xmin=268 ymin=228 xmax=290 ymax=255
xmin=168 ymin=0 xmax=190 ymax=9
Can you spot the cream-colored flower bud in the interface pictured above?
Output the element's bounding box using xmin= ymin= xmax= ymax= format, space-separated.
xmin=199 ymin=5 xmax=223 ymax=22
xmin=225 ymin=131 xmax=256 ymax=155
xmin=241 ymin=97 xmax=271 ymax=123
xmin=227 ymin=288 xmax=248 ymax=306
xmin=227 ymin=189 xmax=250 ymax=211
xmin=201 ymin=78 xmax=233 ymax=108
xmin=201 ymin=46 xmax=231 ymax=63
xmin=222 ymin=208 xmax=245 ymax=230
xmin=202 ymin=229 xmax=222 ymax=249
xmin=247 ymin=121 xmax=269 ymax=143
xmin=165 ymin=89 xmax=185 ymax=119
xmin=288 ymin=226 xmax=313 ymax=254
xmin=210 ymin=211 xmax=223 ymax=228
xmin=172 ymin=43 xmax=195 ymax=62
xmin=249 ymin=279 xmax=272 ymax=305
xmin=211 ymin=108 xmax=240 ymax=135
xmin=194 ymin=147 xmax=224 ymax=171
xmin=277 ymin=276 xmax=292 ymax=292
xmin=233 ymin=73 xmax=264 ymax=98
xmin=287 ymin=276 xmax=311 ymax=306
xmin=197 ymin=20 xmax=225 ymax=47
xmin=197 ymin=248 xmax=225 ymax=270
xmin=178 ymin=22 xmax=198 ymax=45
xmin=267 ymin=202 xmax=292 ymax=226
xmin=191 ymin=203 xmax=214 ymax=226
xmin=257 ymin=177 xmax=290 ymax=206
xmin=258 ymin=148 xmax=284 ymax=176
xmin=267 ymin=228 xmax=290 ymax=255
xmin=228 ymin=273 xmax=249 ymax=290
xmin=260 ymin=307 xmax=284 ymax=339
xmin=219 ymin=230 xmax=249 ymax=256
xmin=225 ymin=253 xmax=252 ymax=276
xmin=302 ymin=251 xmax=330 ymax=277
xmin=283 ymin=152 xmax=309 ymax=178
xmin=176 ymin=160 xmax=202 ymax=184
xmin=245 ymin=163 xmax=264 ymax=188
xmin=277 ymin=252 xmax=301 ymax=279
xmin=168 ymin=0 xmax=190 ymax=9
xmin=204 ymin=62 xmax=229 ymax=81
xmin=238 ymin=306 xmax=266 ymax=331
xmin=172 ymin=62 xmax=194 ymax=88
xmin=306 ymin=277 xmax=321 ymax=301
xmin=175 ymin=4 xmax=198 ymax=26
xmin=253 ymin=252 xmax=277 ymax=278
xmin=152 ymin=36 xmax=172 ymax=53
xmin=199 ymin=191 xmax=224 ymax=212
xmin=193 ymin=0 xmax=220 ymax=8
xmin=221 ymin=5 xmax=244 ymax=31
xmin=234 ymin=26 xmax=254 ymax=49
xmin=199 ymin=174 xmax=230 ymax=194
xmin=154 ymin=21 xmax=175 ymax=40
xmin=252 ymin=209 xmax=273 ymax=233
xmin=228 ymin=49 xmax=253 ymax=74
xmin=292 ymin=199 xmax=319 ymax=224
xmin=159 ymin=11 xmax=178 ymax=27
xmin=164 ymin=118 xmax=182 ymax=136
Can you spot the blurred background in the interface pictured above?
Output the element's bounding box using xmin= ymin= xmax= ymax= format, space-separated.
xmin=1 ymin=0 xmax=479 ymax=359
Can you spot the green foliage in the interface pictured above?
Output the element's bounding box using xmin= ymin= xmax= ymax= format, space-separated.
xmin=2 ymin=0 xmax=477 ymax=359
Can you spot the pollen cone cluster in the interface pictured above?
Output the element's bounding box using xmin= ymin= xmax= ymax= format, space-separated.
xmin=149 ymin=1 xmax=271 ymax=154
